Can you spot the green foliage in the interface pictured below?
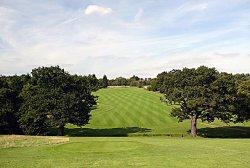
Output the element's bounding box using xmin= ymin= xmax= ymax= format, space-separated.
xmin=236 ymin=79 xmax=250 ymax=122
xmin=209 ymin=73 xmax=238 ymax=122
xmin=1 ymin=66 xmax=98 ymax=135
xmin=87 ymin=74 xmax=99 ymax=91
xmin=0 ymin=87 xmax=20 ymax=133
xmin=0 ymin=75 xmax=29 ymax=134
xmin=19 ymin=84 xmax=50 ymax=135
xmin=102 ymin=75 xmax=108 ymax=88
xmin=238 ymin=79 xmax=250 ymax=96
xmin=108 ymin=75 xmax=152 ymax=88
xmin=164 ymin=66 xmax=218 ymax=119
xmin=19 ymin=66 xmax=97 ymax=135
xmin=147 ymin=78 xmax=158 ymax=91
xmin=128 ymin=75 xmax=140 ymax=87
xmin=155 ymin=66 xmax=250 ymax=136
xmin=109 ymin=77 xmax=128 ymax=86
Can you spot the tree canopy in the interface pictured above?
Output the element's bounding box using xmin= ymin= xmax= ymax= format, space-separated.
xmin=0 ymin=75 xmax=30 ymax=134
xmin=0 ymin=66 xmax=97 ymax=135
xmin=153 ymin=66 xmax=250 ymax=137
xmin=102 ymin=75 xmax=108 ymax=88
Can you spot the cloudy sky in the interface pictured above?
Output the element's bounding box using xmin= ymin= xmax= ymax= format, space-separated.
xmin=0 ymin=0 xmax=250 ymax=78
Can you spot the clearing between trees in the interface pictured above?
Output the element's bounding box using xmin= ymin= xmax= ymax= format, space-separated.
xmin=64 ymin=87 xmax=250 ymax=138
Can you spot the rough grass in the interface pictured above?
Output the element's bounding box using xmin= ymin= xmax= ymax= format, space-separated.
xmin=0 ymin=135 xmax=69 ymax=148
xmin=1 ymin=136 xmax=250 ymax=167
xmin=63 ymin=87 xmax=250 ymax=137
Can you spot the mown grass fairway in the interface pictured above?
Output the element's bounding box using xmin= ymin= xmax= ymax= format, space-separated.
xmin=1 ymin=136 xmax=250 ymax=168
xmin=65 ymin=87 xmax=250 ymax=137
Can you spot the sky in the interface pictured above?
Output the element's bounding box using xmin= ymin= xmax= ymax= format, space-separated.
xmin=0 ymin=0 xmax=250 ymax=78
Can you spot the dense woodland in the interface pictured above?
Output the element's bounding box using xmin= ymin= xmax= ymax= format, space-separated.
xmin=0 ymin=66 xmax=249 ymax=137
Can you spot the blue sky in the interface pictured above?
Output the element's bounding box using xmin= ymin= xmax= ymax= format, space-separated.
xmin=0 ymin=0 xmax=250 ymax=78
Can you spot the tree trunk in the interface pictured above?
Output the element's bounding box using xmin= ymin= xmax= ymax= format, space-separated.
xmin=58 ymin=125 xmax=65 ymax=136
xmin=190 ymin=115 xmax=197 ymax=137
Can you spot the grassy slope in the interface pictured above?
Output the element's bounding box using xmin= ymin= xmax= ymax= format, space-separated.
xmin=1 ymin=87 xmax=250 ymax=167
xmin=87 ymin=87 xmax=182 ymax=135
xmin=1 ymin=136 xmax=250 ymax=167
xmin=65 ymin=87 xmax=249 ymax=137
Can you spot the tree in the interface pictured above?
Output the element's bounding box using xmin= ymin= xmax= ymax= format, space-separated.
xmin=209 ymin=73 xmax=238 ymax=123
xmin=107 ymin=75 xmax=149 ymax=88
xmin=19 ymin=66 xmax=97 ymax=135
xmin=87 ymin=74 xmax=99 ymax=91
xmin=0 ymin=86 xmax=20 ymax=134
xmin=19 ymin=84 xmax=50 ymax=135
xmin=147 ymin=79 xmax=158 ymax=91
xmin=102 ymin=75 xmax=108 ymax=88
xmin=159 ymin=66 xmax=250 ymax=137
xmin=118 ymin=77 xmax=128 ymax=86
xmin=50 ymin=74 xmax=96 ymax=136
xmin=235 ymin=79 xmax=250 ymax=122
xmin=165 ymin=66 xmax=219 ymax=137
xmin=0 ymin=75 xmax=29 ymax=134
xmin=128 ymin=75 xmax=139 ymax=87
xmin=112 ymin=77 xmax=127 ymax=86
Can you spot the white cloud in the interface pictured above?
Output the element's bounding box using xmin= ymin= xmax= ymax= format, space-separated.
xmin=134 ymin=8 xmax=143 ymax=22
xmin=84 ymin=5 xmax=112 ymax=15
xmin=178 ymin=2 xmax=208 ymax=13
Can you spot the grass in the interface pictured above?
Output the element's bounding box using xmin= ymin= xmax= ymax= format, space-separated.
xmin=1 ymin=136 xmax=250 ymax=167
xmin=1 ymin=87 xmax=250 ymax=167
xmin=0 ymin=135 xmax=69 ymax=148
xmin=63 ymin=87 xmax=250 ymax=137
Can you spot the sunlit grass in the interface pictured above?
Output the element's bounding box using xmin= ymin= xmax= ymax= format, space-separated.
xmin=1 ymin=136 xmax=250 ymax=167
xmin=66 ymin=87 xmax=249 ymax=137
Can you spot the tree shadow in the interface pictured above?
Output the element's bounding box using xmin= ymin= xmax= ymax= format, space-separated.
xmin=50 ymin=127 xmax=151 ymax=137
xmin=197 ymin=126 xmax=250 ymax=138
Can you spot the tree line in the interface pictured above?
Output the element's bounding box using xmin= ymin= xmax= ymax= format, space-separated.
xmin=1 ymin=65 xmax=249 ymax=137
xmin=0 ymin=66 xmax=110 ymax=136
xmin=150 ymin=66 xmax=250 ymax=137
xmin=108 ymin=75 xmax=152 ymax=87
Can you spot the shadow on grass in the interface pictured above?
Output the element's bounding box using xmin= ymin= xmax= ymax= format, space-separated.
xmin=50 ymin=127 xmax=151 ymax=137
xmin=197 ymin=126 xmax=250 ymax=138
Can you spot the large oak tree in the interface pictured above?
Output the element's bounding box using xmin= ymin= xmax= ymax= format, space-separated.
xmin=160 ymin=66 xmax=249 ymax=137
xmin=19 ymin=66 xmax=96 ymax=135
